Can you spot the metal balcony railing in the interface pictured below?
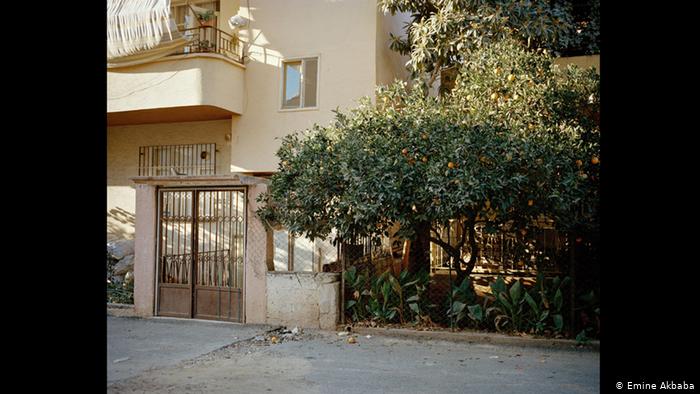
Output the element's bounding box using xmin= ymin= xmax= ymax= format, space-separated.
xmin=170 ymin=26 xmax=243 ymax=64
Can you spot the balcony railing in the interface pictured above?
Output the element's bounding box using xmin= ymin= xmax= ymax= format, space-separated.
xmin=170 ymin=26 xmax=243 ymax=64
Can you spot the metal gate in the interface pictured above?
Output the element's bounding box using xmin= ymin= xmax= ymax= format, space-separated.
xmin=156 ymin=188 xmax=246 ymax=322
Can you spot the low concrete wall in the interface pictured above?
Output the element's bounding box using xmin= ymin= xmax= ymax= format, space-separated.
xmin=554 ymin=54 xmax=600 ymax=74
xmin=266 ymin=272 xmax=340 ymax=330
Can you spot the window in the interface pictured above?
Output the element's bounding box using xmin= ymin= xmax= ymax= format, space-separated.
xmin=281 ymin=57 xmax=318 ymax=109
xmin=138 ymin=143 xmax=216 ymax=176
xmin=272 ymin=228 xmax=337 ymax=272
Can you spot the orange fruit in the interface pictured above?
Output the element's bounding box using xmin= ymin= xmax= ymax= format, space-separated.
xmin=528 ymin=200 xmax=534 ymax=206
xmin=401 ymin=148 xmax=408 ymax=155
xmin=448 ymin=162 xmax=456 ymax=169
xmin=576 ymin=160 xmax=583 ymax=167
xmin=591 ymin=156 xmax=599 ymax=165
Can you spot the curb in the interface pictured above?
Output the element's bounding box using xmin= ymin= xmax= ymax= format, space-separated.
xmin=347 ymin=326 xmax=599 ymax=351
xmin=107 ymin=303 xmax=137 ymax=317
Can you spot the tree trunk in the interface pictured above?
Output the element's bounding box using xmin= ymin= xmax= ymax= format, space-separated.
xmin=464 ymin=217 xmax=478 ymax=276
xmin=453 ymin=217 xmax=478 ymax=285
xmin=408 ymin=221 xmax=431 ymax=274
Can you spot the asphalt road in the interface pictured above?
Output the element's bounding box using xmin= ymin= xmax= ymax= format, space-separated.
xmin=107 ymin=316 xmax=599 ymax=393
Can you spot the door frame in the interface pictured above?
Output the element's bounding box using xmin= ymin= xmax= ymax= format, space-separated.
xmin=154 ymin=185 xmax=248 ymax=322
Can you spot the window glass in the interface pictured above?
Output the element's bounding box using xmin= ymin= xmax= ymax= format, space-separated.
xmin=293 ymin=237 xmax=314 ymax=272
xmin=273 ymin=229 xmax=290 ymax=271
xmin=282 ymin=57 xmax=318 ymax=109
xmin=303 ymin=58 xmax=318 ymax=108
xmin=283 ymin=62 xmax=302 ymax=108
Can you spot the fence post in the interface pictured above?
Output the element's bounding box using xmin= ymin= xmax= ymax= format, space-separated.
xmin=340 ymin=242 xmax=345 ymax=326
xmin=448 ymin=223 xmax=454 ymax=331
xmin=568 ymin=232 xmax=576 ymax=337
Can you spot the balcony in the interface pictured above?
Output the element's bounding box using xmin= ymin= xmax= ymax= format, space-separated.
xmin=171 ymin=26 xmax=244 ymax=64
xmin=107 ymin=26 xmax=246 ymax=126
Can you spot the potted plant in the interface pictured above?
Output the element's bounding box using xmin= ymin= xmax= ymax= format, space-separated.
xmin=194 ymin=9 xmax=217 ymax=27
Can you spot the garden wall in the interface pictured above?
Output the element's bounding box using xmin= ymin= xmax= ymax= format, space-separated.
xmin=266 ymin=272 xmax=340 ymax=330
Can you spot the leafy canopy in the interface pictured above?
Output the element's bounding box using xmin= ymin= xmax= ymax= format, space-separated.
xmin=379 ymin=0 xmax=599 ymax=86
xmin=258 ymin=39 xmax=599 ymax=246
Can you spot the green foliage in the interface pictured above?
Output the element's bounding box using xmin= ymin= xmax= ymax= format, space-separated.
xmin=399 ymin=269 xmax=432 ymax=323
xmin=575 ymin=328 xmax=592 ymax=345
xmin=259 ymin=39 xmax=600 ymax=267
xmin=447 ymin=277 xmax=475 ymax=322
xmin=367 ymin=272 xmax=400 ymax=322
xmin=576 ymin=288 xmax=600 ymax=337
xmin=526 ymin=273 xmax=570 ymax=334
xmin=106 ymin=251 xmax=134 ymax=305
xmin=447 ymin=277 xmax=491 ymax=329
xmin=107 ymin=281 xmax=134 ymax=304
xmin=344 ymin=266 xmax=370 ymax=321
xmin=345 ymin=268 xmax=432 ymax=324
xmin=487 ymin=277 xmax=529 ymax=332
xmin=378 ymin=0 xmax=599 ymax=86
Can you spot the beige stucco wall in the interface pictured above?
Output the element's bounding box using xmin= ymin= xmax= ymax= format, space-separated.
xmin=375 ymin=9 xmax=410 ymax=87
xmin=108 ymin=55 xmax=246 ymax=115
xmin=229 ymin=0 xmax=380 ymax=173
xmin=266 ymin=272 xmax=340 ymax=330
xmin=133 ymin=183 xmax=158 ymax=317
xmin=107 ymin=120 xmax=233 ymax=240
xmin=245 ymin=183 xmax=269 ymax=324
xmin=217 ymin=0 xmax=241 ymax=36
xmin=555 ymin=54 xmax=600 ymax=74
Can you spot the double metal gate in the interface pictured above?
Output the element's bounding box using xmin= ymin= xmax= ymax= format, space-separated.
xmin=156 ymin=188 xmax=246 ymax=322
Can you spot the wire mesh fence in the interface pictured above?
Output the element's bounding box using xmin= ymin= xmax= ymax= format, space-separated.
xmin=338 ymin=224 xmax=598 ymax=337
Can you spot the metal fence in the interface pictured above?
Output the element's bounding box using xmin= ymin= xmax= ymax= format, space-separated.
xmin=339 ymin=225 xmax=572 ymax=329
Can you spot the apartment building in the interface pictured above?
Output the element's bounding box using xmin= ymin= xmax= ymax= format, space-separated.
xmin=107 ymin=0 xmax=409 ymax=325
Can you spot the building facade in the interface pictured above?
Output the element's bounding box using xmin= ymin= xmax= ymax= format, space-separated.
xmin=107 ymin=0 xmax=409 ymax=327
xmin=107 ymin=0 xmax=599 ymax=328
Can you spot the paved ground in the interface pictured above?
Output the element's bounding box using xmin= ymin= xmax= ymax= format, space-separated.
xmin=107 ymin=316 xmax=272 ymax=382
xmin=108 ymin=317 xmax=599 ymax=393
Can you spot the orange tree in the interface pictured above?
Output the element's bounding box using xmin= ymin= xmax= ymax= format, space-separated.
xmin=379 ymin=0 xmax=599 ymax=91
xmin=258 ymin=39 xmax=599 ymax=281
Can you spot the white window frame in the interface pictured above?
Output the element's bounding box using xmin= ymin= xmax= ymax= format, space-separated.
xmin=279 ymin=55 xmax=320 ymax=112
